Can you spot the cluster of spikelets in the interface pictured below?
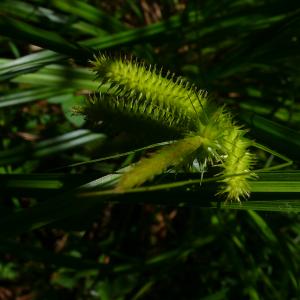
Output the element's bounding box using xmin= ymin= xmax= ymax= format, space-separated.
xmin=81 ymin=54 xmax=256 ymax=201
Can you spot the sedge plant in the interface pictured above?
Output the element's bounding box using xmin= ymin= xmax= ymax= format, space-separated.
xmin=79 ymin=54 xmax=259 ymax=202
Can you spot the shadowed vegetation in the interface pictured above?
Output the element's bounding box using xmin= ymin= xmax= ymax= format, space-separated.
xmin=0 ymin=0 xmax=300 ymax=299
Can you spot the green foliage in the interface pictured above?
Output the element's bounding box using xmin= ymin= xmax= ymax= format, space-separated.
xmin=0 ymin=0 xmax=300 ymax=299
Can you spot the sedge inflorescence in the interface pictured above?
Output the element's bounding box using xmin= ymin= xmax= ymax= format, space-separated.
xmin=81 ymin=54 xmax=256 ymax=201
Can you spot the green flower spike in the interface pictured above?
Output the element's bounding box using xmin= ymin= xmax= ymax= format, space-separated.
xmin=91 ymin=54 xmax=208 ymax=132
xmin=81 ymin=54 xmax=256 ymax=202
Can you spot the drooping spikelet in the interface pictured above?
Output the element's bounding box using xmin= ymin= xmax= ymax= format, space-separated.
xmin=217 ymin=125 xmax=255 ymax=201
xmin=116 ymin=135 xmax=203 ymax=191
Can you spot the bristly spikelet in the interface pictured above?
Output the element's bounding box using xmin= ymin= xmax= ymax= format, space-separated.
xmin=83 ymin=92 xmax=194 ymax=137
xmin=80 ymin=54 xmax=257 ymax=201
xmin=217 ymin=125 xmax=256 ymax=201
xmin=195 ymin=108 xmax=255 ymax=201
xmin=91 ymin=54 xmax=208 ymax=132
xmin=116 ymin=135 xmax=203 ymax=191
